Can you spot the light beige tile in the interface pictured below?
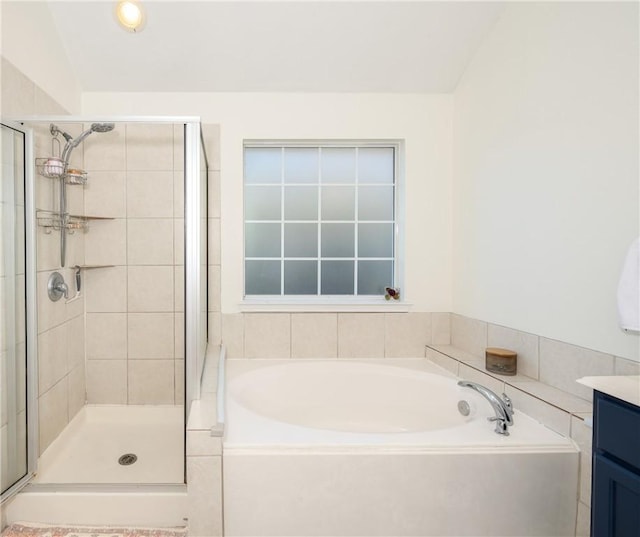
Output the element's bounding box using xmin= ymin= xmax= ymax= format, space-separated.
xmin=451 ymin=314 xmax=487 ymax=357
xmin=175 ymin=313 xmax=185 ymax=359
xmin=84 ymin=218 xmax=127 ymax=266
xmin=84 ymin=171 xmax=126 ymax=218
xmin=222 ymin=314 xmax=244 ymax=358
xmin=174 ymin=170 xmax=184 ymax=217
xmin=291 ymin=314 xmax=338 ymax=358
xmin=615 ymin=356 xmax=640 ymax=375
xmin=174 ymin=218 xmax=184 ymax=265
xmin=83 ymin=123 xmax=126 ymax=171
xmin=208 ymin=265 xmax=221 ymax=312
xmin=175 ymin=359 xmax=185 ymax=404
xmin=67 ymin=362 xmax=86 ymax=420
xmin=126 ymin=123 xmax=173 ymax=171
xmin=34 ymin=85 xmax=67 ymax=115
xmin=127 ymin=265 xmax=174 ymax=312
xmin=86 ymin=359 xmax=127 ymax=404
xmin=208 ymin=312 xmax=222 ymax=347
xmin=385 ymin=313 xmax=431 ymax=358
xmin=67 ymin=314 xmax=85 ymax=369
xmin=36 ymin=226 xmax=61 ymax=272
xmin=128 ymin=360 xmax=174 ymax=404
xmin=127 ymin=218 xmax=174 ymax=265
xmin=66 ymin=183 xmax=85 ymax=216
xmin=338 ymin=313 xmax=385 ymax=358
xmin=458 ymin=363 xmax=505 ymax=395
xmin=1 ymin=58 xmax=35 ymax=117
xmin=509 ymin=380 xmax=592 ymax=414
xmin=126 ymin=171 xmax=174 ymax=217
xmin=571 ymin=415 xmax=593 ymax=506
xmin=64 ymin=229 xmax=85 ymax=270
xmin=187 ymin=455 xmax=223 ymax=537
xmin=85 ymin=265 xmax=127 ymax=312
xmin=187 ymin=431 xmax=222 ymax=456
xmin=539 ymin=338 xmax=615 ymax=401
xmin=175 ymin=265 xmax=184 ymax=312
xmin=208 ymin=171 xmax=221 ymax=219
xmin=173 ymin=124 xmax=185 ymax=172
xmin=244 ymin=313 xmax=290 ymax=358
xmin=504 ymin=385 xmax=571 ymax=436
xmin=86 ymin=313 xmax=127 ymax=359
xmin=576 ymin=501 xmax=591 ymax=537
xmin=38 ymin=324 xmax=68 ymax=395
xmin=487 ymin=323 xmax=539 ymax=379
xmin=37 ymin=271 xmax=67 ymax=332
xmin=38 ymin=379 xmax=68 ymax=454
xmin=128 ymin=313 xmax=174 ymax=359
xmin=426 ymin=347 xmax=459 ymax=376
xmin=431 ymin=312 xmax=450 ymax=345
xmin=208 ymin=218 xmax=221 ymax=266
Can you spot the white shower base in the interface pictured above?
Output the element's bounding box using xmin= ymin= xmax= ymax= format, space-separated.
xmin=34 ymin=405 xmax=184 ymax=484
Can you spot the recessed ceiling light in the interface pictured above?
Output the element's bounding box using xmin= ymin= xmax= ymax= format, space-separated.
xmin=116 ymin=1 xmax=145 ymax=33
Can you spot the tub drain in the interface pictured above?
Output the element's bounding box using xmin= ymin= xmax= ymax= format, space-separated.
xmin=118 ymin=453 xmax=137 ymax=466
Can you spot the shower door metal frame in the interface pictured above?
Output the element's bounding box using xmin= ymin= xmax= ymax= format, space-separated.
xmin=9 ymin=115 xmax=207 ymax=489
xmin=0 ymin=120 xmax=39 ymax=503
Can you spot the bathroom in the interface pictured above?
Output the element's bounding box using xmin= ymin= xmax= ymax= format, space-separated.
xmin=1 ymin=1 xmax=638 ymax=536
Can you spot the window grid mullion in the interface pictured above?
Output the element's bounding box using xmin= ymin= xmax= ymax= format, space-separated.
xmin=280 ymin=147 xmax=285 ymax=296
xmin=353 ymin=147 xmax=359 ymax=296
xmin=317 ymin=147 xmax=322 ymax=296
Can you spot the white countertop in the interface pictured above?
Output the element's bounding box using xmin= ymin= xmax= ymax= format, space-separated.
xmin=577 ymin=376 xmax=640 ymax=407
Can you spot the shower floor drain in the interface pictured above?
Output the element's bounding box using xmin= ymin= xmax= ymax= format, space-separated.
xmin=118 ymin=453 xmax=137 ymax=466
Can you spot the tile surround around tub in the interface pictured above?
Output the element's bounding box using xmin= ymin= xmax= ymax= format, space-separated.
xmin=222 ymin=312 xmax=447 ymax=359
xmin=487 ymin=323 xmax=539 ymax=379
xmin=451 ymin=314 xmax=487 ymax=357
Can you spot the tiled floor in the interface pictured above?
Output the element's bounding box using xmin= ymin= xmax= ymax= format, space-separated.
xmin=34 ymin=405 xmax=184 ymax=484
xmin=1 ymin=523 xmax=186 ymax=537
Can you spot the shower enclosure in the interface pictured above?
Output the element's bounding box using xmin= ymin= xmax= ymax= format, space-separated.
xmin=0 ymin=117 xmax=208 ymax=517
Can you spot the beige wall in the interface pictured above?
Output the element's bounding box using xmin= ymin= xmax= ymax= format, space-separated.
xmin=81 ymin=92 xmax=454 ymax=314
xmin=452 ymin=1 xmax=639 ymax=362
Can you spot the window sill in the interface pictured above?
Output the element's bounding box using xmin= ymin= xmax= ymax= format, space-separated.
xmin=240 ymin=297 xmax=412 ymax=313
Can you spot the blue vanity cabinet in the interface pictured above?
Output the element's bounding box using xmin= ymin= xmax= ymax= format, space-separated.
xmin=591 ymin=390 xmax=640 ymax=537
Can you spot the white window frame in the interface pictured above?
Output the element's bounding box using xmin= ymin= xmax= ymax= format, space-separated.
xmin=241 ymin=140 xmax=408 ymax=312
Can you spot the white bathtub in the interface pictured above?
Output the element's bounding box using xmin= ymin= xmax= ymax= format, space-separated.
xmin=223 ymin=359 xmax=579 ymax=537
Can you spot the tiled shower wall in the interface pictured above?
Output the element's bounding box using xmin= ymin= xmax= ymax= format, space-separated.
xmin=83 ymin=123 xmax=185 ymax=405
xmin=447 ymin=313 xmax=640 ymax=537
xmin=1 ymin=57 xmax=86 ymax=456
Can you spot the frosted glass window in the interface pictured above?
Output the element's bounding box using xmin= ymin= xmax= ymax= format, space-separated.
xmin=284 ymin=148 xmax=318 ymax=184
xmin=358 ymin=223 xmax=394 ymax=258
xmin=284 ymin=186 xmax=318 ymax=220
xmin=358 ymin=147 xmax=394 ymax=184
xmin=244 ymin=143 xmax=398 ymax=298
xmin=321 ymin=148 xmax=356 ymax=184
xmin=245 ymin=186 xmax=281 ymax=220
xmin=358 ymin=261 xmax=393 ymax=295
xmin=245 ymin=223 xmax=281 ymax=257
xmin=358 ymin=186 xmax=394 ymax=221
xmin=245 ymin=260 xmax=281 ymax=295
xmin=321 ymin=186 xmax=355 ymax=221
xmin=245 ymin=147 xmax=282 ymax=184
xmin=321 ymin=261 xmax=354 ymax=295
xmin=284 ymin=261 xmax=317 ymax=295
xmin=284 ymin=223 xmax=318 ymax=257
xmin=321 ymin=224 xmax=354 ymax=257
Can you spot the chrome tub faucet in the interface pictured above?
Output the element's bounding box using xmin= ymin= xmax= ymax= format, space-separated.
xmin=458 ymin=380 xmax=514 ymax=435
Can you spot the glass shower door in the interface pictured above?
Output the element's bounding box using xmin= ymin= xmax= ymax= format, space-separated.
xmin=1 ymin=122 xmax=35 ymax=499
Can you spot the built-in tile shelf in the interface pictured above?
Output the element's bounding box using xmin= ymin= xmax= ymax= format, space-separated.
xmin=426 ymin=344 xmax=593 ymax=435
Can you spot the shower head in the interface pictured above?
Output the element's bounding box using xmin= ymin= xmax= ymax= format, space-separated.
xmin=91 ymin=123 xmax=115 ymax=133
xmin=61 ymin=122 xmax=115 ymax=165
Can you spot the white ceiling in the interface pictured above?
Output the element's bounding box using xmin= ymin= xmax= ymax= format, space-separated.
xmin=46 ymin=1 xmax=505 ymax=93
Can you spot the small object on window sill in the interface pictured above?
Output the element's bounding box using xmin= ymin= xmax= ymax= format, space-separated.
xmin=385 ymin=287 xmax=400 ymax=300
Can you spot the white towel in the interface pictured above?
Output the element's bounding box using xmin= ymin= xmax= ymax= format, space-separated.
xmin=617 ymin=237 xmax=640 ymax=332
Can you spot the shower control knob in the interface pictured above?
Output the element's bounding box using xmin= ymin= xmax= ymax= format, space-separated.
xmin=47 ymin=271 xmax=69 ymax=302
